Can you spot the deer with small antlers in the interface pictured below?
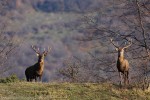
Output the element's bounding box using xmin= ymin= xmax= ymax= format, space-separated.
xmin=110 ymin=38 xmax=132 ymax=86
xmin=25 ymin=45 xmax=51 ymax=82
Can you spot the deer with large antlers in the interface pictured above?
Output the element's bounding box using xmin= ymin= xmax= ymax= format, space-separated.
xmin=25 ymin=45 xmax=51 ymax=82
xmin=110 ymin=38 xmax=132 ymax=86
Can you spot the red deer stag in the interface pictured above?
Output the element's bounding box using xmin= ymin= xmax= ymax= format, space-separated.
xmin=110 ymin=38 xmax=132 ymax=86
xmin=25 ymin=45 xmax=51 ymax=82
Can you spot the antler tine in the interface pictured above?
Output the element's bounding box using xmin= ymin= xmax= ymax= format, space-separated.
xmin=31 ymin=45 xmax=40 ymax=54
xmin=47 ymin=46 xmax=51 ymax=53
xmin=37 ymin=48 xmax=40 ymax=52
xmin=43 ymin=48 xmax=46 ymax=52
xmin=47 ymin=46 xmax=51 ymax=52
xmin=110 ymin=38 xmax=119 ymax=48
xmin=123 ymin=39 xmax=132 ymax=49
xmin=43 ymin=46 xmax=51 ymax=54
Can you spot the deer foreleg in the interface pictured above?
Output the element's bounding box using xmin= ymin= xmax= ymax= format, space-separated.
xmin=123 ymin=72 xmax=126 ymax=85
xmin=119 ymin=72 xmax=123 ymax=86
xmin=29 ymin=78 xmax=32 ymax=82
xmin=39 ymin=76 xmax=42 ymax=82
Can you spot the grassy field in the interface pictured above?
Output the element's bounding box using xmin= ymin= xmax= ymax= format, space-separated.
xmin=0 ymin=82 xmax=149 ymax=100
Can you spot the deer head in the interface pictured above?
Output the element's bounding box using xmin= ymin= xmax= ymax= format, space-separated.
xmin=110 ymin=38 xmax=132 ymax=57
xmin=31 ymin=45 xmax=51 ymax=62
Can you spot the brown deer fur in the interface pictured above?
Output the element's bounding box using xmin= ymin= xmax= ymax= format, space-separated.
xmin=25 ymin=45 xmax=51 ymax=82
xmin=110 ymin=39 xmax=132 ymax=86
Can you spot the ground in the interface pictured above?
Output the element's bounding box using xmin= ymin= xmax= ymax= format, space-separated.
xmin=0 ymin=82 xmax=149 ymax=100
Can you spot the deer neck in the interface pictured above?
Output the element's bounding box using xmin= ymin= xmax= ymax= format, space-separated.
xmin=35 ymin=61 xmax=44 ymax=75
xmin=118 ymin=54 xmax=124 ymax=62
xmin=37 ymin=60 xmax=44 ymax=69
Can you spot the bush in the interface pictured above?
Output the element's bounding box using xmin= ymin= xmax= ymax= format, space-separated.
xmin=0 ymin=74 xmax=19 ymax=83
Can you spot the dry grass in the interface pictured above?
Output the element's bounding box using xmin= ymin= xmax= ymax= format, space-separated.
xmin=0 ymin=82 xmax=149 ymax=100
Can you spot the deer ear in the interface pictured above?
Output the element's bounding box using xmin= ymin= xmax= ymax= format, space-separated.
xmin=115 ymin=48 xmax=118 ymax=51
xmin=44 ymin=53 xmax=47 ymax=56
xmin=36 ymin=53 xmax=39 ymax=56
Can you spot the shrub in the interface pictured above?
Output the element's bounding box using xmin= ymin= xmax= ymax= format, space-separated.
xmin=0 ymin=74 xmax=19 ymax=83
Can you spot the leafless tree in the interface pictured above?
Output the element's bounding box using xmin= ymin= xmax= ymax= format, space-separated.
xmin=0 ymin=0 xmax=21 ymax=75
xmin=59 ymin=58 xmax=80 ymax=82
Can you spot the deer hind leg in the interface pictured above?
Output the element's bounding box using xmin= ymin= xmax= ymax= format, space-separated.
xmin=27 ymin=78 xmax=29 ymax=82
xmin=126 ymin=71 xmax=129 ymax=85
xmin=28 ymin=76 xmax=31 ymax=82
xmin=26 ymin=75 xmax=29 ymax=82
xmin=124 ymin=71 xmax=129 ymax=86
xmin=124 ymin=72 xmax=126 ymax=85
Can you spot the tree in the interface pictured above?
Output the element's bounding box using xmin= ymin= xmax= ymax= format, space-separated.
xmin=0 ymin=0 xmax=21 ymax=75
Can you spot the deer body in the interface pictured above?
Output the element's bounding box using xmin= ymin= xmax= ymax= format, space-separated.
xmin=117 ymin=59 xmax=129 ymax=72
xmin=110 ymin=39 xmax=132 ymax=86
xmin=25 ymin=60 xmax=44 ymax=81
xmin=25 ymin=45 xmax=50 ymax=82
xmin=117 ymin=49 xmax=129 ymax=72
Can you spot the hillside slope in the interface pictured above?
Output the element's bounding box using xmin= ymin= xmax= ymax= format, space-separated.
xmin=0 ymin=82 xmax=149 ymax=100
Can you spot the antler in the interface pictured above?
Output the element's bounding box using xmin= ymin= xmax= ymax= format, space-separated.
xmin=123 ymin=39 xmax=132 ymax=49
xmin=110 ymin=38 xmax=119 ymax=48
xmin=31 ymin=45 xmax=40 ymax=54
xmin=43 ymin=46 xmax=51 ymax=55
